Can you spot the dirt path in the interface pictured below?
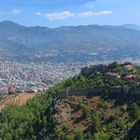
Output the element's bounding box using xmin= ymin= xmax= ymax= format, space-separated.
xmin=0 ymin=93 xmax=36 ymax=111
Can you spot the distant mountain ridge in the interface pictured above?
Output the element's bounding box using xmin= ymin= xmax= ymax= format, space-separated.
xmin=0 ymin=20 xmax=140 ymax=62
xmin=123 ymin=24 xmax=140 ymax=31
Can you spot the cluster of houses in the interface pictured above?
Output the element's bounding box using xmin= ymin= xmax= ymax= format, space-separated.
xmin=1 ymin=62 xmax=138 ymax=99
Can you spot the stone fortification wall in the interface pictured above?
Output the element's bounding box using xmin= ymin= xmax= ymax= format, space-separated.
xmin=81 ymin=64 xmax=108 ymax=75
xmin=57 ymin=86 xmax=140 ymax=99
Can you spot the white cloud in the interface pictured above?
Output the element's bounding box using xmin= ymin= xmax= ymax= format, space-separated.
xmin=35 ymin=12 xmax=42 ymax=16
xmin=95 ymin=10 xmax=112 ymax=16
xmin=47 ymin=11 xmax=75 ymax=20
xmin=78 ymin=11 xmax=94 ymax=17
xmin=35 ymin=11 xmax=75 ymax=20
xmin=35 ymin=10 xmax=112 ymax=20
xmin=78 ymin=10 xmax=112 ymax=17
xmin=12 ymin=9 xmax=22 ymax=15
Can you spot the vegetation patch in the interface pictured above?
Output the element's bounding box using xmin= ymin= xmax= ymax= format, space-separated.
xmin=0 ymin=62 xmax=140 ymax=140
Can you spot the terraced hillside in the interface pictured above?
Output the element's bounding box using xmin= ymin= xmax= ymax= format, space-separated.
xmin=0 ymin=93 xmax=36 ymax=111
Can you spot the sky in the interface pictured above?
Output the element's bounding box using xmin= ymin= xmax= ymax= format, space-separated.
xmin=0 ymin=0 xmax=139 ymax=27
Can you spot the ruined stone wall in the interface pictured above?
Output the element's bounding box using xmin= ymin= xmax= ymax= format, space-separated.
xmin=68 ymin=88 xmax=104 ymax=96
xmin=57 ymin=86 xmax=140 ymax=99
xmin=132 ymin=88 xmax=140 ymax=95
xmin=81 ymin=65 xmax=108 ymax=75
xmin=109 ymin=86 xmax=122 ymax=94
xmin=81 ymin=67 xmax=94 ymax=75
xmin=57 ymin=88 xmax=105 ymax=99
xmin=58 ymin=87 xmax=108 ymax=99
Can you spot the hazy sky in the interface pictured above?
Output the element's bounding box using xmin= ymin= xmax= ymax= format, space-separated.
xmin=0 ymin=0 xmax=139 ymax=27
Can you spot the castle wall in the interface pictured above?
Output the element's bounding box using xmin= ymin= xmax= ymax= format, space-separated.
xmin=109 ymin=86 xmax=122 ymax=94
xmin=132 ymin=88 xmax=140 ymax=95
xmin=57 ymin=85 xmax=140 ymax=99
xmin=81 ymin=65 xmax=108 ymax=75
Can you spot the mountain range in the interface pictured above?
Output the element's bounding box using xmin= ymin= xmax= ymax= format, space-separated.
xmin=123 ymin=24 xmax=140 ymax=31
xmin=0 ymin=20 xmax=140 ymax=62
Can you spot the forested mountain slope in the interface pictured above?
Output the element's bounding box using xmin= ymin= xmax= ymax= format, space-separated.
xmin=0 ymin=62 xmax=140 ymax=140
xmin=0 ymin=21 xmax=140 ymax=62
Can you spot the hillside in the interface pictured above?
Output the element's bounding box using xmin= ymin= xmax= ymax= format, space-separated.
xmin=0 ymin=21 xmax=140 ymax=62
xmin=0 ymin=62 xmax=140 ymax=140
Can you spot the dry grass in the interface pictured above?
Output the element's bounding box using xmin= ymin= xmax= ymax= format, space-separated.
xmin=0 ymin=93 xmax=36 ymax=111
xmin=56 ymin=95 xmax=129 ymax=137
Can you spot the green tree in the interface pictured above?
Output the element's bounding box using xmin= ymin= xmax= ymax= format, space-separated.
xmin=74 ymin=132 xmax=84 ymax=140
xmin=129 ymin=103 xmax=140 ymax=120
xmin=92 ymin=112 xmax=101 ymax=132
xmin=82 ymin=106 xmax=90 ymax=119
